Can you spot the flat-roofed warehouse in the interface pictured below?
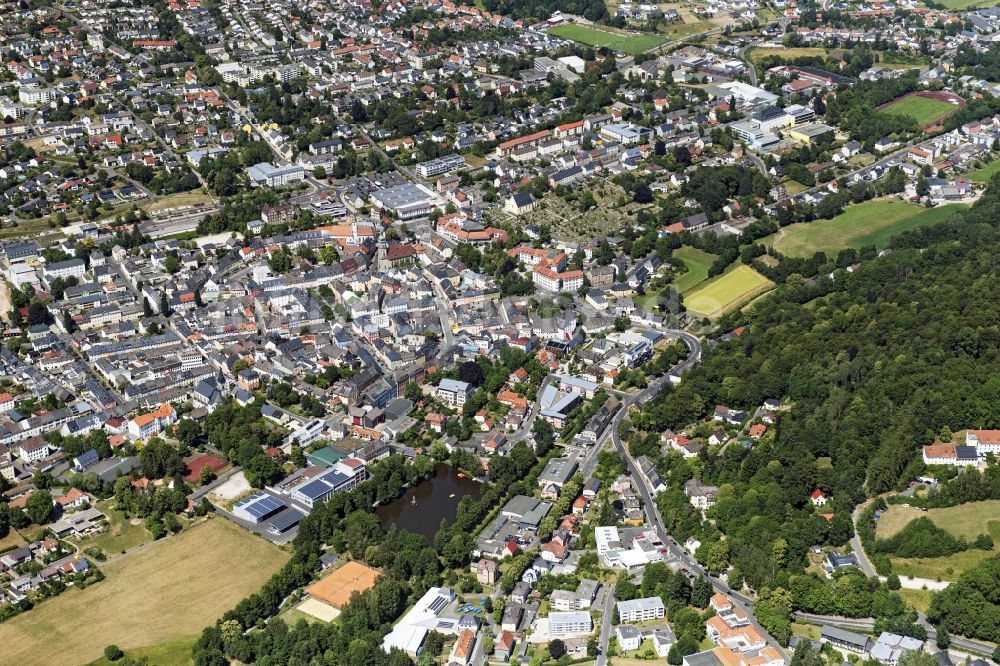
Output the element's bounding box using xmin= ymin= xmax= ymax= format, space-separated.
xmin=370 ymin=183 xmax=441 ymax=220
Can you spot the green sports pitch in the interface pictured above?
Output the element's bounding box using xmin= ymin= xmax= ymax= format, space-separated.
xmin=547 ymin=23 xmax=667 ymax=56
xmin=879 ymin=95 xmax=958 ymax=126
xmin=684 ymin=264 xmax=774 ymax=319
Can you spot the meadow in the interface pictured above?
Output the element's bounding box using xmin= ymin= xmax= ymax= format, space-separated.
xmin=0 ymin=518 xmax=289 ymax=666
xmin=768 ymin=201 xmax=965 ymax=258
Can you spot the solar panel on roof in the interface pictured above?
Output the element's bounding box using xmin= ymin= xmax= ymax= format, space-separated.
xmin=296 ymin=479 xmax=332 ymax=500
xmin=267 ymin=508 xmax=304 ymax=533
xmin=235 ymin=493 xmax=285 ymax=518
xmin=428 ymin=596 xmax=448 ymax=613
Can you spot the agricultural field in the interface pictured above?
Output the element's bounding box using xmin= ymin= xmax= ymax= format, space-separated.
xmin=879 ymin=95 xmax=959 ymax=126
xmin=0 ymin=518 xmax=289 ymax=666
xmin=672 ymin=246 xmax=718 ymax=294
xmin=684 ymin=264 xmax=774 ymax=318
xmin=547 ymin=23 xmax=667 ymax=55
xmin=768 ymin=201 xmax=965 ymax=258
xmin=969 ymin=158 xmax=1000 ymax=183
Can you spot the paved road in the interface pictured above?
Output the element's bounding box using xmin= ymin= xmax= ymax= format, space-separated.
xmin=849 ymin=502 xmax=878 ymax=578
xmin=595 ymin=582 xmax=617 ymax=666
xmin=600 ymin=330 xmax=790 ymax=663
xmin=792 ymin=612 xmax=994 ymax=658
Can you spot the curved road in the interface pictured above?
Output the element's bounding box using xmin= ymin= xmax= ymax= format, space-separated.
xmin=599 ymin=329 xmax=790 ymax=663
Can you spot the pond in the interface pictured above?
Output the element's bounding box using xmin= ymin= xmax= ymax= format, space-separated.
xmin=376 ymin=462 xmax=482 ymax=542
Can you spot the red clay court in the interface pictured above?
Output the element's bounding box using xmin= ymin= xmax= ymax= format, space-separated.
xmin=184 ymin=454 xmax=227 ymax=483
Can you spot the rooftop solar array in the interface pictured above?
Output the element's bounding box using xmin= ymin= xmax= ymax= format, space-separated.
xmin=268 ymin=508 xmax=305 ymax=533
xmin=428 ymin=595 xmax=449 ymax=613
xmin=295 ymin=469 xmax=348 ymax=500
xmin=234 ymin=493 xmax=285 ymax=519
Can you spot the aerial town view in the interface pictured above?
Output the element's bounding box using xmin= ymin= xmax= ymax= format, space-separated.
xmin=2 ymin=0 xmax=1000 ymax=663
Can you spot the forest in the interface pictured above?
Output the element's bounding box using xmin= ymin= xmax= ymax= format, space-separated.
xmin=627 ymin=175 xmax=1000 ymax=621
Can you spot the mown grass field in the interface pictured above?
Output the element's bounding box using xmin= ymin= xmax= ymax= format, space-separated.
xmin=897 ymin=588 xmax=934 ymax=614
xmin=970 ymin=158 xmax=1000 ymax=183
xmin=86 ymin=635 xmax=198 ymax=666
xmin=876 ymin=499 xmax=1000 ymax=582
xmin=748 ymin=46 xmax=830 ymax=62
xmin=684 ymin=264 xmax=774 ymax=318
xmin=673 ymin=246 xmax=718 ymax=294
xmin=892 ymin=547 xmax=995 ymax=581
xmin=0 ymin=529 xmax=26 ymax=552
xmin=769 ymin=201 xmax=965 ymax=258
xmin=877 ymin=499 xmax=1000 ymax=540
xmin=880 ymin=95 xmax=958 ymax=125
xmin=547 ymin=23 xmax=667 ymax=55
xmin=0 ymin=518 xmax=289 ymax=666
xmin=143 ymin=188 xmax=213 ymax=213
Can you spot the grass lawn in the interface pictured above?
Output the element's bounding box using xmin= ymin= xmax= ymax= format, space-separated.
xmin=143 ymin=188 xmax=213 ymax=213
xmin=792 ymin=622 xmax=822 ymax=640
xmin=783 ymin=179 xmax=810 ymax=195
xmin=969 ymin=158 xmax=1000 ymax=183
xmin=769 ymin=201 xmax=966 ymax=258
xmin=0 ymin=529 xmax=27 ymax=552
xmin=684 ymin=264 xmax=774 ymax=318
xmin=0 ymin=217 xmax=61 ymax=241
xmin=71 ymin=498 xmax=152 ymax=557
xmin=86 ymin=635 xmax=198 ymax=666
xmin=748 ymin=46 xmax=829 ymax=62
xmin=547 ymin=23 xmax=667 ymax=55
xmin=657 ymin=19 xmax=714 ymax=41
xmin=880 ymin=95 xmax=958 ymax=126
xmin=634 ymin=288 xmax=661 ymax=311
xmin=877 ymin=499 xmax=1000 ymax=541
xmin=897 ymin=588 xmax=934 ymax=614
xmin=930 ymin=0 xmax=997 ymax=9
xmin=672 ymin=246 xmax=718 ymax=294
xmin=878 ymin=499 xmax=1000 ymax=582
xmin=0 ymin=517 xmax=290 ymax=666
xmin=892 ymin=547 xmax=996 ymax=582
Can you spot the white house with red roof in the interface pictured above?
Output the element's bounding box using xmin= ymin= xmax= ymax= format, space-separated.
xmin=811 ymin=489 xmax=827 ymax=507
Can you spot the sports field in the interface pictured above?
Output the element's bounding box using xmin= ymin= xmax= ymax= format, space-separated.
xmin=672 ymin=246 xmax=718 ymax=294
xmin=879 ymin=95 xmax=958 ymax=126
xmin=0 ymin=518 xmax=289 ymax=666
xmin=547 ymin=23 xmax=667 ymax=55
xmin=684 ymin=264 xmax=774 ymax=318
xmin=769 ymin=201 xmax=965 ymax=258
xmin=305 ymin=560 xmax=381 ymax=609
